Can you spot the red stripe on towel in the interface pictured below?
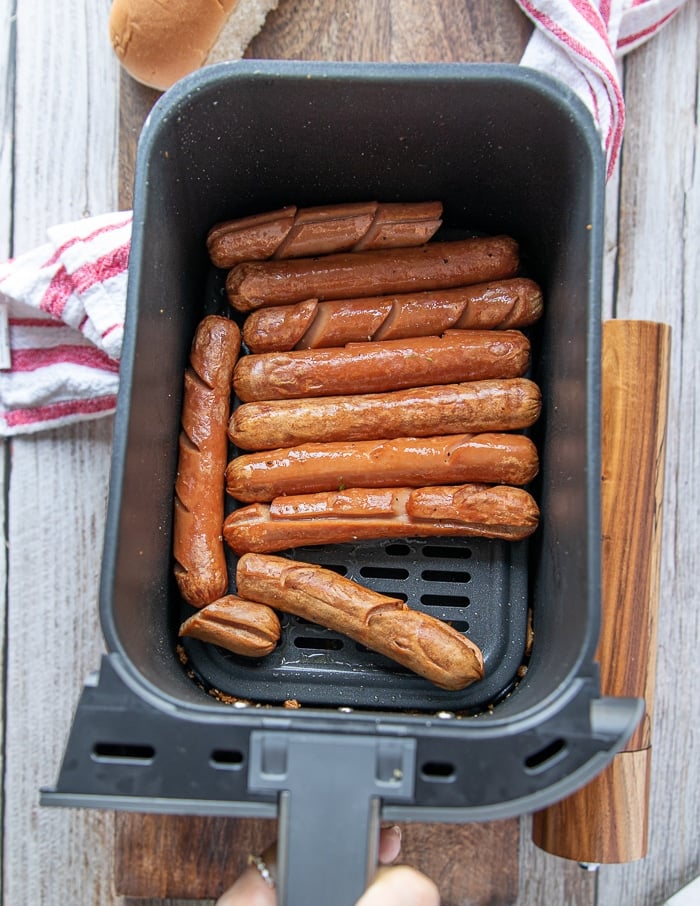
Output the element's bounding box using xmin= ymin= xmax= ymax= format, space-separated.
xmin=3 ymin=394 xmax=118 ymax=430
xmin=11 ymin=344 xmax=119 ymax=373
xmin=40 ymin=241 xmax=130 ymax=319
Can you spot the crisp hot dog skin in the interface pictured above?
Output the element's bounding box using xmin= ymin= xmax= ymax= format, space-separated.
xmin=241 ymin=277 xmax=543 ymax=353
xmin=225 ymin=432 xmax=539 ymax=503
xmin=223 ymin=484 xmax=540 ymax=554
xmin=208 ymin=201 xmax=443 ymax=267
xmin=226 ymin=236 xmax=519 ymax=311
xmin=229 ymin=378 xmax=542 ymax=451
xmin=233 ymin=330 xmax=531 ymax=402
xmin=179 ymin=594 xmax=281 ymax=657
xmin=235 ymin=553 xmax=484 ymax=690
xmin=173 ymin=315 xmax=241 ymax=607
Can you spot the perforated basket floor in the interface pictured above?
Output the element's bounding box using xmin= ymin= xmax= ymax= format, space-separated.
xmin=180 ymin=536 xmax=530 ymax=713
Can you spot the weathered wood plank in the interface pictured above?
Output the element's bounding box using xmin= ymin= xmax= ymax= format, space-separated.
xmin=0 ymin=465 xmax=5 ymax=877
xmin=596 ymin=1 xmax=700 ymax=902
xmin=0 ymin=0 xmax=14 ymax=891
xmin=519 ymin=826 xmax=599 ymax=906
xmin=12 ymin=0 xmax=119 ymax=253
xmin=3 ymin=419 xmax=117 ymax=904
xmin=3 ymin=0 xmax=121 ymax=902
xmin=0 ymin=0 xmax=15 ymax=254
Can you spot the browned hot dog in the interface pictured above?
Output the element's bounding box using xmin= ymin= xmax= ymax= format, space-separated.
xmin=173 ymin=315 xmax=241 ymax=607
xmin=226 ymin=236 xmax=519 ymax=311
xmin=223 ymin=484 xmax=540 ymax=554
xmin=229 ymin=378 xmax=542 ymax=451
xmin=179 ymin=594 xmax=281 ymax=657
xmin=233 ymin=329 xmax=530 ymax=402
xmin=207 ymin=201 xmax=443 ymax=267
xmin=225 ymin=433 xmax=539 ymax=503
xmin=242 ymin=278 xmax=543 ymax=352
xmin=235 ymin=553 xmax=485 ymax=690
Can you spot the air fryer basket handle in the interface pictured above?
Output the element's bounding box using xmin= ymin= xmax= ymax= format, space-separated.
xmin=277 ymin=789 xmax=380 ymax=906
xmin=248 ymin=731 xmax=417 ymax=906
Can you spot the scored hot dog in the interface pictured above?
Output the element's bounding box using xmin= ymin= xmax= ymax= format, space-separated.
xmin=226 ymin=235 xmax=519 ymax=311
xmin=233 ymin=329 xmax=530 ymax=402
xmin=235 ymin=553 xmax=485 ymax=690
xmin=173 ymin=315 xmax=241 ymax=607
xmin=225 ymin=432 xmax=539 ymax=503
xmin=242 ymin=277 xmax=543 ymax=352
xmin=229 ymin=378 xmax=542 ymax=451
xmin=207 ymin=201 xmax=443 ymax=267
xmin=223 ymin=483 xmax=540 ymax=554
xmin=179 ymin=594 xmax=281 ymax=657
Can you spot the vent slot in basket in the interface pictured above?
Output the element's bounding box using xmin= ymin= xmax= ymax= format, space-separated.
xmin=180 ymin=535 xmax=529 ymax=714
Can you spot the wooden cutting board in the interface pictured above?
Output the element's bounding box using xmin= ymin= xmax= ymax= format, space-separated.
xmin=114 ymin=2 xmax=531 ymax=902
xmin=115 ymin=813 xmax=519 ymax=902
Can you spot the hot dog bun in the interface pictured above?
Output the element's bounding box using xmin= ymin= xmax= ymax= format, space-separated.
xmin=109 ymin=0 xmax=280 ymax=91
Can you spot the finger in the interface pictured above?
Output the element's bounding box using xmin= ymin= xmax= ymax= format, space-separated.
xmin=214 ymin=867 xmax=276 ymax=906
xmin=356 ymin=865 xmax=441 ymax=906
xmin=378 ymin=825 xmax=402 ymax=864
xmin=215 ymin=845 xmax=277 ymax=906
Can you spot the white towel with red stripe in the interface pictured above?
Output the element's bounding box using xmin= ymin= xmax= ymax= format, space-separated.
xmin=515 ymin=0 xmax=688 ymax=178
xmin=0 ymin=212 xmax=131 ymax=435
xmin=0 ymin=1 xmax=687 ymax=436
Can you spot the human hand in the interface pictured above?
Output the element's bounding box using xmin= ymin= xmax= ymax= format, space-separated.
xmin=215 ymin=825 xmax=440 ymax=906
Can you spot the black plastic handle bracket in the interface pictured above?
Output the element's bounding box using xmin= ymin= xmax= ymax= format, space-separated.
xmin=248 ymin=731 xmax=417 ymax=906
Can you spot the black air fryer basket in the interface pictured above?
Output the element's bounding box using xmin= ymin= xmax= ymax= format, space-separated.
xmin=43 ymin=62 xmax=642 ymax=906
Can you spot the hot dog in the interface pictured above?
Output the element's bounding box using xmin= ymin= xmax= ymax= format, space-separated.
xmin=173 ymin=315 xmax=241 ymax=607
xmin=225 ymin=433 xmax=539 ymax=503
xmin=229 ymin=378 xmax=542 ymax=451
xmin=235 ymin=553 xmax=485 ymax=690
xmin=179 ymin=594 xmax=281 ymax=657
xmin=242 ymin=277 xmax=543 ymax=352
xmin=226 ymin=236 xmax=519 ymax=311
xmin=233 ymin=329 xmax=530 ymax=402
xmin=223 ymin=483 xmax=540 ymax=554
xmin=207 ymin=201 xmax=443 ymax=267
